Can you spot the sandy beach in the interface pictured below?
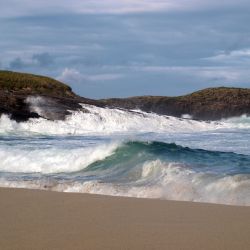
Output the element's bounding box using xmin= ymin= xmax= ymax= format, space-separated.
xmin=0 ymin=188 xmax=249 ymax=250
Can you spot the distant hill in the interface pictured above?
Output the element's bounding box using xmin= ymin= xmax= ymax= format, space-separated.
xmin=102 ymin=87 xmax=250 ymax=120
xmin=0 ymin=70 xmax=250 ymax=121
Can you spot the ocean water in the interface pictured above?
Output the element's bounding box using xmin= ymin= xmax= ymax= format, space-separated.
xmin=0 ymin=104 xmax=250 ymax=206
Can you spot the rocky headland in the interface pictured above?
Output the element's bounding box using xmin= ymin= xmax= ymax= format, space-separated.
xmin=0 ymin=70 xmax=250 ymax=122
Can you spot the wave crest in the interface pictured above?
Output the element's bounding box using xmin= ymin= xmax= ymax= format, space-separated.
xmin=0 ymin=105 xmax=224 ymax=136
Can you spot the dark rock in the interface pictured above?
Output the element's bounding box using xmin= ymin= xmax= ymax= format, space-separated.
xmin=0 ymin=71 xmax=96 ymax=121
xmin=0 ymin=70 xmax=250 ymax=122
xmin=100 ymin=87 xmax=250 ymax=120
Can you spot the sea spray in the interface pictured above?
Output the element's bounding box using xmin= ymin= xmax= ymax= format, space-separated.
xmin=0 ymin=142 xmax=118 ymax=174
xmin=0 ymin=141 xmax=249 ymax=206
xmin=0 ymin=106 xmax=250 ymax=206
xmin=1 ymin=105 xmax=249 ymax=136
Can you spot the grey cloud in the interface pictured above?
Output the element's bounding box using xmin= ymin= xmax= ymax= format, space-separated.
xmin=205 ymin=49 xmax=250 ymax=65
xmin=9 ymin=57 xmax=26 ymax=69
xmin=130 ymin=65 xmax=250 ymax=84
xmin=1 ymin=0 xmax=250 ymax=18
xmin=32 ymin=52 xmax=54 ymax=67
xmin=1 ymin=1 xmax=250 ymax=98
xmin=57 ymin=68 xmax=123 ymax=85
xmin=8 ymin=53 xmax=54 ymax=70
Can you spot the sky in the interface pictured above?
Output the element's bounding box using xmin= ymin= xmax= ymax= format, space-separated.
xmin=1 ymin=0 xmax=250 ymax=98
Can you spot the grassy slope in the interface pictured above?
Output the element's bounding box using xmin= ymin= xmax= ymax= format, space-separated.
xmin=0 ymin=70 xmax=249 ymax=120
xmin=0 ymin=70 xmax=74 ymax=97
xmin=1 ymin=70 xmax=249 ymax=101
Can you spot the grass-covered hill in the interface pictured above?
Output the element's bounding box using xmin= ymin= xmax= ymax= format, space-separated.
xmin=0 ymin=70 xmax=84 ymax=121
xmin=0 ymin=70 xmax=74 ymax=97
xmin=0 ymin=70 xmax=250 ymax=121
xmin=102 ymin=87 xmax=250 ymax=120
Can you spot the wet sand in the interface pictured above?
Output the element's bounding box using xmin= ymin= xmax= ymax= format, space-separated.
xmin=0 ymin=188 xmax=249 ymax=250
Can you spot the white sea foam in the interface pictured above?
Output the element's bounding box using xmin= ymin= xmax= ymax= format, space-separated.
xmin=0 ymin=104 xmax=236 ymax=136
xmin=67 ymin=160 xmax=250 ymax=206
xmin=25 ymin=96 xmax=47 ymax=117
xmin=0 ymin=160 xmax=249 ymax=206
xmin=60 ymin=160 xmax=250 ymax=206
xmin=1 ymin=104 xmax=249 ymax=206
xmin=0 ymin=142 xmax=118 ymax=174
xmin=222 ymin=114 xmax=250 ymax=129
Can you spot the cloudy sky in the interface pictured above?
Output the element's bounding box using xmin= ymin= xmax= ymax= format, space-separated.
xmin=1 ymin=0 xmax=250 ymax=98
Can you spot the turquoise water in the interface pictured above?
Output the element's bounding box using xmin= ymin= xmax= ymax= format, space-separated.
xmin=0 ymin=105 xmax=249 ymax=205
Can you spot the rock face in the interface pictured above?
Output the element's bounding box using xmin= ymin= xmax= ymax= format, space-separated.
xmin=0 ymin=71 xmax=94 ymax=121
xmin=101 ymin=88 xmax=250 ymax=120
xmin=0 ymin=70 xmax=250 ymax=121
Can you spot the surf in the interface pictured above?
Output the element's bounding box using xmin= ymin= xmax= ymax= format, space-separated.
xmin=0 ymin=104 xmax=250 ymax=206
xmin=0 ymin=104 xmax=229 ymax=136
xmin=0 ymin=140 xmax=249 ymax=206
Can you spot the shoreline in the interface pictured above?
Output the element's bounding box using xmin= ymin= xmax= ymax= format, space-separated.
xmin=0 ymin=187 xmax=250 ymax=250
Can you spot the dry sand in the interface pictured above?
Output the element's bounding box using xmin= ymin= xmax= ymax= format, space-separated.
xmin=0 ymin=188 xmax=249 ymax=250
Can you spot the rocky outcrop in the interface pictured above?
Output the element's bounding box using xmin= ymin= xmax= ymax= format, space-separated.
xmin=0 ymin=70 xmax=96 ymax=121
xmin=101 ymin=88 xmax=250 ymax=120
xmin=0 ymin=70 xmax=250 ymax=121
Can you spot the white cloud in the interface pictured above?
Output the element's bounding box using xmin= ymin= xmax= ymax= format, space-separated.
xmin=57 ymin=68 xmax=84 ymax=84
xmin=57 ymin=68 xmax=123 ymax=84
xmin=58 ymin=66 xmax=250 ymax=86
xmin=205 ymin=49 xmax=250 ymax=62
xmin=1 ymin=0 xmax=249 ymax=17
xmin=87 ymin=74 xmax=123 ymax=81
xmin=132 ymin=65 xmax=250 ymax=83
xmin=194 ymin=68 xmax=245 ymax=82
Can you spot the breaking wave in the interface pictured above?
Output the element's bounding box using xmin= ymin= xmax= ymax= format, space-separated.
xmin=0 ymin=141 xmax=249 ymax=206
xmin=1 ymin=104 xmax=250 ymax=136
xmin=0 ymin=104 xmax=243 ymax=136
xmin=0 ymin=142 xmax=118 ymax=174
xmin=1 ymin=104 xmax=250 ymax=206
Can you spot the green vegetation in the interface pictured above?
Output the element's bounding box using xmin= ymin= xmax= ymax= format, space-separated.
xmin=177 ymin=87 xmax=250 ymax=103
xmin=103 ymin=87 xmax=250 ymax=104
xmin=0 ymin=70 xmax=249 ymax=121
xmin=0 ymin=70 xmax=74 ymax=97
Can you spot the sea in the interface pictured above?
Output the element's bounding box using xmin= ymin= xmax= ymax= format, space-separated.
xmin=0 ymin=104 xmax=249 ymax=206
